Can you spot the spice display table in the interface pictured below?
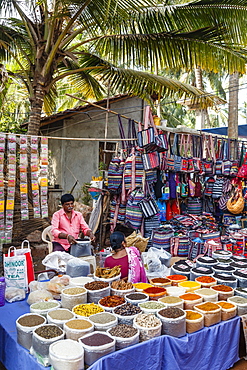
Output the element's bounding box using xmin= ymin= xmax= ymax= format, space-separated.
xmin=0 ymin=297 xmax=242 ymax=370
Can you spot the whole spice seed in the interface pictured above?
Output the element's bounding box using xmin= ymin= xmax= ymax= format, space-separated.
xmin=186 ymin=311 xmax=202 ymax=320
xmin=196 ymin=276 xmax=216 ymax=283
xmin=84 ymin=281 xmax=109 ymax=290
xmin=135 ymin=313 xmax=160 ymax=328
xmin=211 ymin=285 xmax=233 ymax=292
xmin=158 ymin=307 xmax=184 ymax=319
xmin=63 ymin=287 xmax=86 ymax=295
xmin=99 ymin=295 xmax=125 ymax=307
xmin=139 ymin=302 xmax=165 ymax=310
xmin=31 ymin=302 xmax=58 ymax=310
xmin=111 ymin=280 xmax=133 ymax=290
xmin=65 ymin=319 xmax=93 ymax=330
xmin=73 ymin=303 xmax=104 ymax=317
xmin=48 ymin=309 xmax=74 ymax=320
xmin=143 ymin=287 xmax=166 ymax=295
xmin=35 ymin=325 xmax=63 ymax=339
xmin=196 ymin=302 xmax=220 ymax=311
xmin=217 ymin=302 xmax=235 ymax=309
xmin=159 ymin=296 xmax=182 ymax=304
xmin=18 ymin=315 xmax=45 ymax=327
xmin=109 ymin=324 xmax=138 ymax=338
xmin=180 ymin=293 xmax=201 ymax=301
xmin=89 ymin=313 xmax=116 ymax=324
xmin=80 ymin=333 xmax=114 ymax=346
xmin=114 ymin=303 xmax=141 ymax=316
xmin=126 ymin=293 xmax=147 ymax=301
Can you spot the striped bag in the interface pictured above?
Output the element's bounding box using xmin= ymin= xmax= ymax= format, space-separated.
xmin=144 ymin=214 xmax=160 ymax=250
xmin=187 ymin=197 xmax=202 ymax=215
xmin=108 ymin=156 xmax=125 ymax=194
xmin=123 ymin=148 xmax=144 ymax=192
xmin=138 ymin=196 xmax=159 ymax=218
xmin=109 ymin=196 xmax=126 ymax=224
xmin=125 ymin=188 xmax=144 ymax=230
xmin=142 ymin=151 xmax=160 ymax=170
xmin=151 ymin=227 xmax=174 ymax=252
xmin=171 ymin=236 xmax=190 ymax=257
xmin=212 ymin=177 xmax=224 ymax=199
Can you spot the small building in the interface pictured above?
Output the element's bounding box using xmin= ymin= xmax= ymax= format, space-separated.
xmin=40 ymin=95 xmax=145 ymax=197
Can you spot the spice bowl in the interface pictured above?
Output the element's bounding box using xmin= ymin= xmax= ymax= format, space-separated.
xmin=93 ymin=273 xmax=121 ymax=283
xmin=194 ymin=302 xmax=221 ymax=327
xmin=210 ymin=285 xmax=234 ymax=301
xmin=61 ymin=286 xmax=87 ymax=311
xmin=133 ymin=283 xmax=153 ymax=292
xmin=185 ymin=310 xmax=204 ymax=334
xmin=143 ymin=287 xmax=167 ymax=301
xmin=79 ymin=331 xmax=116 ymax=366
xmin=107 ymin=325 xmax=140 ymax=350
xmin=133 ymin=313 xmax=162 ymax=342
xmin=64 ymin=318 xmax=94 ymax=341
xmin=194 ymin=288 xmax=218 ymax=302
xmin=111 ymin=280 xmax=134 ymax=297
xmin=16 ymin=313 xmax=46 ymax=350
xmin=166 ymin=275 xmax=188 ymax=287
xmin=149 ymin=278 xmax=171 ymax=287
xmin=166 ymin=286 xmax=186 ymax=297
xmin=69 ymin=276 xmax=94 ymax=287
xmin=113 ymin=303 xmax=142 ymax=325
xmin=157 ymin=307 xmax=186 ymax=337
xmin=125 ymin=292 xmax=149 ymax=306
xmin=179 ymin=293 xmax=202 ymax=310
xmin=227 ymin=296 xmax=247 ymax=316
xmin=88 ymin=312 xmax=118 ymax=332
xmin=72 ymin=303 xmax=104 ymax=318
xmin=138 ymin=301 xmax=167 ymax=316
xmin=178 ymin=281 xmax=201 ymax=293
xmin=49 ymin=339 xmax=84 ymax=370
xmin=195 ymin=276 xmax=217 ymax=288
xmin=217 ymin=301 xmax=237 ymax=321
xmin=85 ymin=281 xmax=111 ymax=304
xmin=158 ymin=296 xmax=184 ymax=309
xmin=31 ymin=324 xmax=65 ymax=366
xmin=47 ymin=309 xmax=75 ymax=328
xmin=98 ymin=295 xmax=126 ymax=312
xmin=30 ymin=300 xmax=61 ymax=318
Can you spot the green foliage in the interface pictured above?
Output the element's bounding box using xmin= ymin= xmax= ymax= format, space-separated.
xmin=77 ymin=183 xmax=93 ymax=206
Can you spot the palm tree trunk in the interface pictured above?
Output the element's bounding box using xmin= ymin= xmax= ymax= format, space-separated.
xmin=228 ymin=72 xmax=239 ymax=139
xmin=194 ymin=66 xmax=208 ymax=129
xmin=27 ymin=84 xmax=45 ymax=135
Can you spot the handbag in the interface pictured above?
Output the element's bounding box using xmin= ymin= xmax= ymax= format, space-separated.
xmin=171 ymin=236 xmax=190 ymax=257
xmin=108 ymin=154 xmax=125 ymax=194
xmin=192 ymin=135 xmax=203 ymax=173
xmin=173 ymin=133 xmax=182 ymax=172
xmin=202 ymin=134 xmax=215 ymax=175
xmin=125 ymin=188 xmax=145 ymax=229
xmin=187 ymin=197 xmax=202 ymax=215
xmin=212 ymin=177 xmax=224 ymax=199
xmin=142 ymin=151 xmax=160 ymax=170
xmin=215 ymin=138 xmax=224 ymax=175
xmin=151 ymin=226 xmax=174 ymax=251
xmin=137 ymin=106 xmax=167 ymax=152
xmin=227 ymin=187 xmax=245 ymax=214
xmin=237 ymin=150 xmax=247 ymax=178
xmin=123 ymin=147 xmax=144 ymax=192
xmin=166 ymin=133 xmax=174 ymax=171
xmin=222 ymin=139 xmax=231 ymax=176
xmin=138 ymin=190 xmax=159 ymax=218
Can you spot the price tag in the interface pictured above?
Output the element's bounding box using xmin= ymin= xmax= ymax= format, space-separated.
xmin=6 ymin=200 xmax=14 ymax=210
xmin=0 ymin=201 xmax=4 ymax=212
xmin=20 ymin=184 xmax=28 ymax=193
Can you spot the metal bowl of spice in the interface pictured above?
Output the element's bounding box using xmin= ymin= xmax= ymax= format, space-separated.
xmin=30 ymin=300 xmax=60 ymax=318
xmin=16 ymin=313 xmax=46 ymax=350
xmin=64 ymin=318 xmax=94 ymax=341
xmin=98 ymin=295 xmax=126 ymax=312
xmin=107 ymin=324 xmax=139 ymax=350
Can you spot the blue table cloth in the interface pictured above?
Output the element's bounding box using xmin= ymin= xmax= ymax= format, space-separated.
xmin=0 ymin=298 xmax=241 ymax=370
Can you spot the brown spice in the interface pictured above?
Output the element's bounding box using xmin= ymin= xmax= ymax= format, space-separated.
xmin=85 ymin=281 xmax=109 ymax=290
xmin=211 ymin=285 xmax=232 ymax=292
xmin=151 ymin=278 xmax=170 ymax=284
xmin=65 ymin=319 xmax=93 ymax=330
xmin=18 ymin=315 xmax=45 ymax=327
xmin=99 ymin=295 xmax=125 ymax=308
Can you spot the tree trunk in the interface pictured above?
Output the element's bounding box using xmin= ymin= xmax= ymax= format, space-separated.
xmin=27 ymin=84 xmax=45 ymax=135
xmin=194 ymin=66 xmax=208 ymax=130
xmin=228 ymin=72 xmax=239 ymax=139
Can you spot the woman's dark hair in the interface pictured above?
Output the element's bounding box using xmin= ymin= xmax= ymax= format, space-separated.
xmin=61 ymin=193 xmax=74 ymax=205
xmin=110 ymin=231 xmax=125 ymax=250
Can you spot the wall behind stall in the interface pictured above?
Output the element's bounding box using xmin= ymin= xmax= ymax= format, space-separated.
xmin=41 ymin=96 xmax=145 ymax=197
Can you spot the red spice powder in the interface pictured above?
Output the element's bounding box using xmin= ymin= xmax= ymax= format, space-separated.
xmin=167 ymin=275 xmax=187 ymax=281
xmin=144 ymin=287 xmax=166 ymax=294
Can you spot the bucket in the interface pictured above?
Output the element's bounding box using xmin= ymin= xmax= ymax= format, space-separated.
xmin=49 ymin=339 xmax=84 ymax=370
xmin=70 ymin=239 xmax=92 ymax=257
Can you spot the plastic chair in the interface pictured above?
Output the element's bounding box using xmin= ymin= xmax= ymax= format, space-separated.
xmin=42 ymin=225 xmax=53 ymax=254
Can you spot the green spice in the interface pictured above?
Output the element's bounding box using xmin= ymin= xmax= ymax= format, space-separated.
xmin=31 ymin=302 xmax=58 ymax=310
xmin=139 ymin=302 xmax=165 ymax=310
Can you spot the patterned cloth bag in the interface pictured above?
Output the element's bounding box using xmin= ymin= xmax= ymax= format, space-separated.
xmin=123 ymin=148 xmax=144 ymax=192
xmin=171 ymin=236 xmax=190 ymax=257
xmin=125 ymin=188 xmax=145 ymax=230
xmin=108 ymin=155 xmax=125 ymax=194
xmin=151 ymin=227 xmax=174 ymax=252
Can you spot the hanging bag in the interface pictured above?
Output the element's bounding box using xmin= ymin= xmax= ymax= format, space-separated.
xmin=123 ymin=147 xmax=144 ymax=192
xmin=222 ymin=139 xmax=231 ymax=176
xmin=138 ymin=182 xmax=159 ymax=218
xmin=171 ymin=236 xmax=190 ymax=257
xmin=227 ymin=187 xmax=245 ymax=214
xmin=180 ymin=134 xmax=189 ymax=173
xmin=125 ymin=188 xmax=145 ymax=229
xmin=192 ymin=135 xmax=203 ymax=173
xmin=166 ymin=133 xmax=174 ymax=171
xmin=142 ymin=151 xmax=160 ymax=170
xmin=215 ymin=138 xmax=224 ymax=175
xmin=230 ymin=140 xmax=239 ymax=177
xmin=202 ymin=134 xmax=215 ymax=175
xmin=4 ymin=246 xmax=28 ymax=292
xmin=173 ymin=133 xmax=182 ymax=172
xmin=237 ymin=148 xmax=247 ymax=179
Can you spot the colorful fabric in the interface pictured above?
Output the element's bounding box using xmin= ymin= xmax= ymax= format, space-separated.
xmin=104 ymin=254 xmax=129 ymax=279
xmin=126 ymin=246 xmax=148 ymax=283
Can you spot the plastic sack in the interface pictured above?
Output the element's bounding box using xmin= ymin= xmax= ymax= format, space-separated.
xmin=42 ymin=252 xmax=76 ymax=272
xmin=142 ymin=248 xmax=170 ymax=274
xmin=149 ymin=247 xmax=171 ymax=267
xmin=27 ymin=289 xmax=53 ymax=305
xmin=5 ymin=287 xmax=25 ymax=303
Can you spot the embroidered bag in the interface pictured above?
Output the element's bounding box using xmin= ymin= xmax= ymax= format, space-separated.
xmin=125 ymin=188 xmax=145 ymax=230
xmin=173 ymin=133 xmax=182 ymax=172
xmin=171 ymin=236 xmax=190 ymax=257
xmin=212 ymin=177 xmax=224 ymax=199
xmin=166 ymin=133 xmax=174 ymax=171
xmin=142 ymin=151 xmax=160 ymax=170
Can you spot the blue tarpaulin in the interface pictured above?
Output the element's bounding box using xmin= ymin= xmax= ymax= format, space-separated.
xmin=203 ymin=125 xmax=247 ymax=137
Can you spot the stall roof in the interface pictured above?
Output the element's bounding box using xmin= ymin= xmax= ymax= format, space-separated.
xmin=203 ymin=125 xmax=247 ymax=138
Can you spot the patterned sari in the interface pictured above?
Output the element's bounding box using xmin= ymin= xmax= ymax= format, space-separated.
xmin=126 ymin=246 xmax=148 ymax=283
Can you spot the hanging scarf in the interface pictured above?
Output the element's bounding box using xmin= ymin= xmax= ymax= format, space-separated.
xmin=126 ymin=246 xmax=148 ymax=283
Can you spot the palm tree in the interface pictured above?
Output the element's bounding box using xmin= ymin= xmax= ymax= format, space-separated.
xmin=0 ymin=0 xmax=245 ymax=135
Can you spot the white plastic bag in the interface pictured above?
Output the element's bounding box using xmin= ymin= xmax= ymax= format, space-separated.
xmin=5 ymin=287 xmax=26 ymax=303
xmin=27 ymin=289 xmax=53 ymax=305
xmin=42 ymin=252 xmax=75 ymax=272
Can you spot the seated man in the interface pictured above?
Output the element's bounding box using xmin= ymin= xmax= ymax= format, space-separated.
xmin=51 ymin=193 xmax=95 ymax=252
